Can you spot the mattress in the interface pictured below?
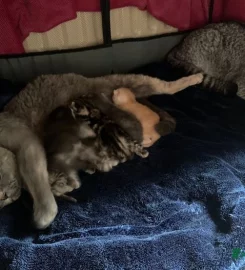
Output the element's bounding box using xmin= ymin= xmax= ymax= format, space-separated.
xmin=23 ymin=7 xmax=177 ymax=53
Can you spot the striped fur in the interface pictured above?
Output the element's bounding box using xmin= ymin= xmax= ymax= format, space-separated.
xmin=166 ymin=22 xmax=245 ymax=97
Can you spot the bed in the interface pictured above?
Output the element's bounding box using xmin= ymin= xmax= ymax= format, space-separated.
xmin=1 ymin=61 xmax=245 ymax=269
xmin=1 ymin=1 xmax=245 ymax=269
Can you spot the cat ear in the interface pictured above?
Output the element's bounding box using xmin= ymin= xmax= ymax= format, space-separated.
xmin=113 ymin=89 xmax=120 ymax=97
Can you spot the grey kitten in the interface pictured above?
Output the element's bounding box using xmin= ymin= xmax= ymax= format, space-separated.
xmin=167 ymin=21 xmax=244 ymax=97
xmin=43 ymin=106 xmax=100 ymax=188
xmin=1 ymin=72 xmax=203 ymax=229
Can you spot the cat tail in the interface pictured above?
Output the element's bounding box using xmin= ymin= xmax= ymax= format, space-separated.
xmin=166 ymin=49 xmax=238 ymax=97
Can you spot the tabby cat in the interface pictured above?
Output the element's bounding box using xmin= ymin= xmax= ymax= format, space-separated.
xmin=70 ymin=96 xmax=149 ymax=168
xmin=167 ymin=21 xmax=245 ymax=98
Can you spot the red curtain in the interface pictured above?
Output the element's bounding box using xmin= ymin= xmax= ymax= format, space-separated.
xmin=113 ymin=0 xmax=210 ymax=30
xmin=2 ymin=0 xmax=240 ymax=55
xmin=213 ymin=0 xmax=245 ymax=23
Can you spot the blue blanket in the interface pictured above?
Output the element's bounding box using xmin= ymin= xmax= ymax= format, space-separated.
xmin=1 ymin=62 xmax=245 ymax=270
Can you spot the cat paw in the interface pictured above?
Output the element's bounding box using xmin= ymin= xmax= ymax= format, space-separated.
xmin=33 ymin=193 xmax=58 ymax=229
xmin=120 ymin=157 xmax=127 ymax=163
xmin=50 ymin=171 xmax=80 ymax=195
xmin=142 ymin=137 xmax=154 ymax=147
xmin=139 ymin=150 xmax=149 ymax=158
xmin=51 ymin=178 xmax=75 ymax=197
xmin=67 ymin=172 xmax=81 ymax=189
xmin=85 ymin=168 xmax=96 ymax=174
xmin=189 ymin=73 xmax=204 ymax=85
xmin=98 ymin=159 xmax=119 ymax=172
xmin=0 ymin=197 xmax=14 ymax=208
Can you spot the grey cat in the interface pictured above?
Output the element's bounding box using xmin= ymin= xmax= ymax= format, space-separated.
xmin=167 ymin=21 xmax=245 ymax=97
xmin=0 ymin=72 xmax=204 ymax=229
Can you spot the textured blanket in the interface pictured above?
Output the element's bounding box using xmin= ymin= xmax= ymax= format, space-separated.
xmin=1 ymin=62 xmax=245 ymax=270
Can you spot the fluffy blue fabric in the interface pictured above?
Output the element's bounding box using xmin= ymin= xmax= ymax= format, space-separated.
xmin=1 ymin=63 xmax=245 ymax=270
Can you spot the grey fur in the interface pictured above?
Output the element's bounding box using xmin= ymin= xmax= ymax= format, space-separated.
xmin=0 ymin=147 xmax=77 ymax=209
xmin=43 ymin=106 xmax=97 ymax=189
xmin=0 ymin=73 xmax=203 ymax=229
xmin=166 ymin=22 xmax=245 ymax=97
xmin=0 ymin=147 xmax=21 ymax=208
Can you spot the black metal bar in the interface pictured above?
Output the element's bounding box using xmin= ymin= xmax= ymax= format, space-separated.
xmin=100 ymin=0 xmax=112 ymax=45
xmin=209 ymin=0 xmax=215 ymax=23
